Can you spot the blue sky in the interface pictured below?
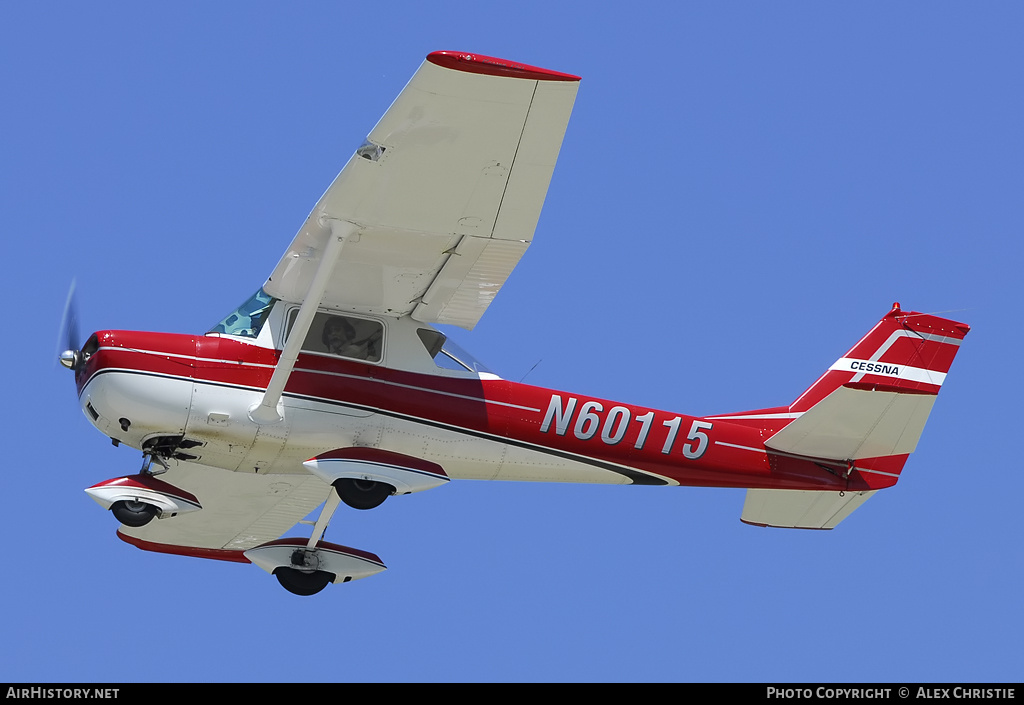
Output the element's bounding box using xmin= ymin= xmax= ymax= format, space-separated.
xmin=3 ymin=3 xmax=1021 ymax=682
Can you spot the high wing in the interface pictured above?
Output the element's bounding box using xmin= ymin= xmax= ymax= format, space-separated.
xmin=263 ymin=51 xmax=580 ymax=330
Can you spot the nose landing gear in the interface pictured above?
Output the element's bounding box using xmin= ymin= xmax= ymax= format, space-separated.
xmin=110 ymin=499 xmax=159 ymax=527
xmin=85 ymin=474 xmax=203 ymax=527
xmin=99 ymin=449 xmax=172 ymax=526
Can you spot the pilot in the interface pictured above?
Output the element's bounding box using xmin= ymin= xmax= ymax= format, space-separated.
xmin=322 ymin=316 xmax=380 ymax=361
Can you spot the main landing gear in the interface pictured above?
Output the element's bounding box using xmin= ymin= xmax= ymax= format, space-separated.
xmin=274 ymin=560 xmax=335 ymax=597
xmin=244 ymin=483 xmax=388 ymax=596
xmin=333 ymin=478 xmax=394 ymax=510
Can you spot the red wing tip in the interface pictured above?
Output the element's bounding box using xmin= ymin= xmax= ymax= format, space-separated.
xmin=427 ymin=51 xmax=580 ymax=82
xmin=117 ymin=530 xmax=252 ymax=563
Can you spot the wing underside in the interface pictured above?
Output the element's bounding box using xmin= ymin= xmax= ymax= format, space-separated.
xmin=263 ymin=52 xmax=580 ymax=329
xmin=117 ymin=462 xmax=331 ymax=557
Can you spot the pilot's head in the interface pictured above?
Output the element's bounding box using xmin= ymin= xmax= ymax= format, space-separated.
xmin=323 ymin=317 xmax=356 ymax=350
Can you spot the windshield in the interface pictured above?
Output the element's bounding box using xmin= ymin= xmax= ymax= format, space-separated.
xmin=209 ymin=289 xmax=276 ymax=338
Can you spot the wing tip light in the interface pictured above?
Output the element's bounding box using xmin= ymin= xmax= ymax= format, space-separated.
xmin=427 ymin=50 xmax=580 ymax=82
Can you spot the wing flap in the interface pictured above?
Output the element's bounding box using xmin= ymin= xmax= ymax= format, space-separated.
xmin=412 ymin=237 xmax=529 ymax=328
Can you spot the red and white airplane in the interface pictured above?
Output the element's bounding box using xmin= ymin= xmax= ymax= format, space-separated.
xmin=60 ymin=51 xmax=969 ymax=596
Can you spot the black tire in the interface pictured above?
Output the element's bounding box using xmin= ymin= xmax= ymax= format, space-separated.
xmin=334 ymin=478 xmax=394 ymax=510
xmin=274 ymin=567 xmax=334 ymax=596
xmin=111 ymin=500 xmax=158 ymax=527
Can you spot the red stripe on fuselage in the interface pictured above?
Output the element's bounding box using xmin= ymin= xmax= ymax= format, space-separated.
xmin=81 ymin=330 xmax=862 ymax=491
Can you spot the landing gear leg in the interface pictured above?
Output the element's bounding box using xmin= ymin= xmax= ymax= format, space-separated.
xmin=269 ymin=483 xmax=347 ymax=596
xmin=140 ymin=453 xmax=169 ymax=476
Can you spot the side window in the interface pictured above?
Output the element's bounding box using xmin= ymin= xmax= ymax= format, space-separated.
xmin=416 ymin=328 xmax=493 ymax=374
xmin=417 ymin=328 xmax=466 ymax=372
xmin=287 ymin=311 xmax=384 ymax=363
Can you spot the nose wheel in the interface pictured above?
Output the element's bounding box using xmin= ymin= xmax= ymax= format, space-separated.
xmin=110 ymin=500 xmax=159 ymax=527
xmin=101 ymin=452 xmax=171 ymax=526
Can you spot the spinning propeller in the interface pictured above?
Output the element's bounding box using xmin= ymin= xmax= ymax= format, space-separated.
xmin=57 ymin=279 xmax=83 ymax=371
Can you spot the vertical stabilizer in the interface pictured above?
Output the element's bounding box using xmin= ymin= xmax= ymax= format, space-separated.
xmin=742 ymin=304 xmax=969 ymax=529
xmin=789 ymin=302 xmax=969 ymax=414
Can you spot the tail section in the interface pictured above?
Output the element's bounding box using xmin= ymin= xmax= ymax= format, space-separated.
xmin=768 ymin=303 xmax=969 ymax=462
xmin=741 ymin=303 xmax=969 ymax=529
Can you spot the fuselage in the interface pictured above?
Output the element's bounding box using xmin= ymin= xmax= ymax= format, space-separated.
xmin=73 ymin=301 xmax=881 ymax=494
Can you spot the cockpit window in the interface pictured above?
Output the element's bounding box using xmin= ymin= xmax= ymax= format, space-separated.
xmin=209 ymin=289 xmax=276 ymax=338
xmin=416 ymin=328 xmax=494 ymax=375
xmin=286 ymin=310 xmax=383 ymax=363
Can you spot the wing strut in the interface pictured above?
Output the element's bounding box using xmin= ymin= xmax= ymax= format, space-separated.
xmin=250 ymin=220 xmax=355 ymax=425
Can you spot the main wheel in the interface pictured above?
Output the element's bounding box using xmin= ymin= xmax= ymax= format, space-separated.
xmin=111 ymin=500 xmax=158 ymax=527
xmin=334 ymin=478 xmax=394 ymax=510
xmin=274 ymin=567 xmax=334 ymax=596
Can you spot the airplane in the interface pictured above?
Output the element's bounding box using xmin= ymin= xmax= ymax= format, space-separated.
xmin=59 ymin=51 xmax=969 ymax=596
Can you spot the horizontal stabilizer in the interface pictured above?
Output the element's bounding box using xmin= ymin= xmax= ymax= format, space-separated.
xmin=765 ymin=385 xmax=937 ymax=460
xmin=741 ymin=489 xmax=876 ymax=529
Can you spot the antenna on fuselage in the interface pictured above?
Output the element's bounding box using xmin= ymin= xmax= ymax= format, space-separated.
xmin=519 ymin=359 xmax=542 ymax=384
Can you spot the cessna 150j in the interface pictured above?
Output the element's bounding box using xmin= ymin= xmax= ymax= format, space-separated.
xmin=60 ymin=51 xmax=969 ymax=595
